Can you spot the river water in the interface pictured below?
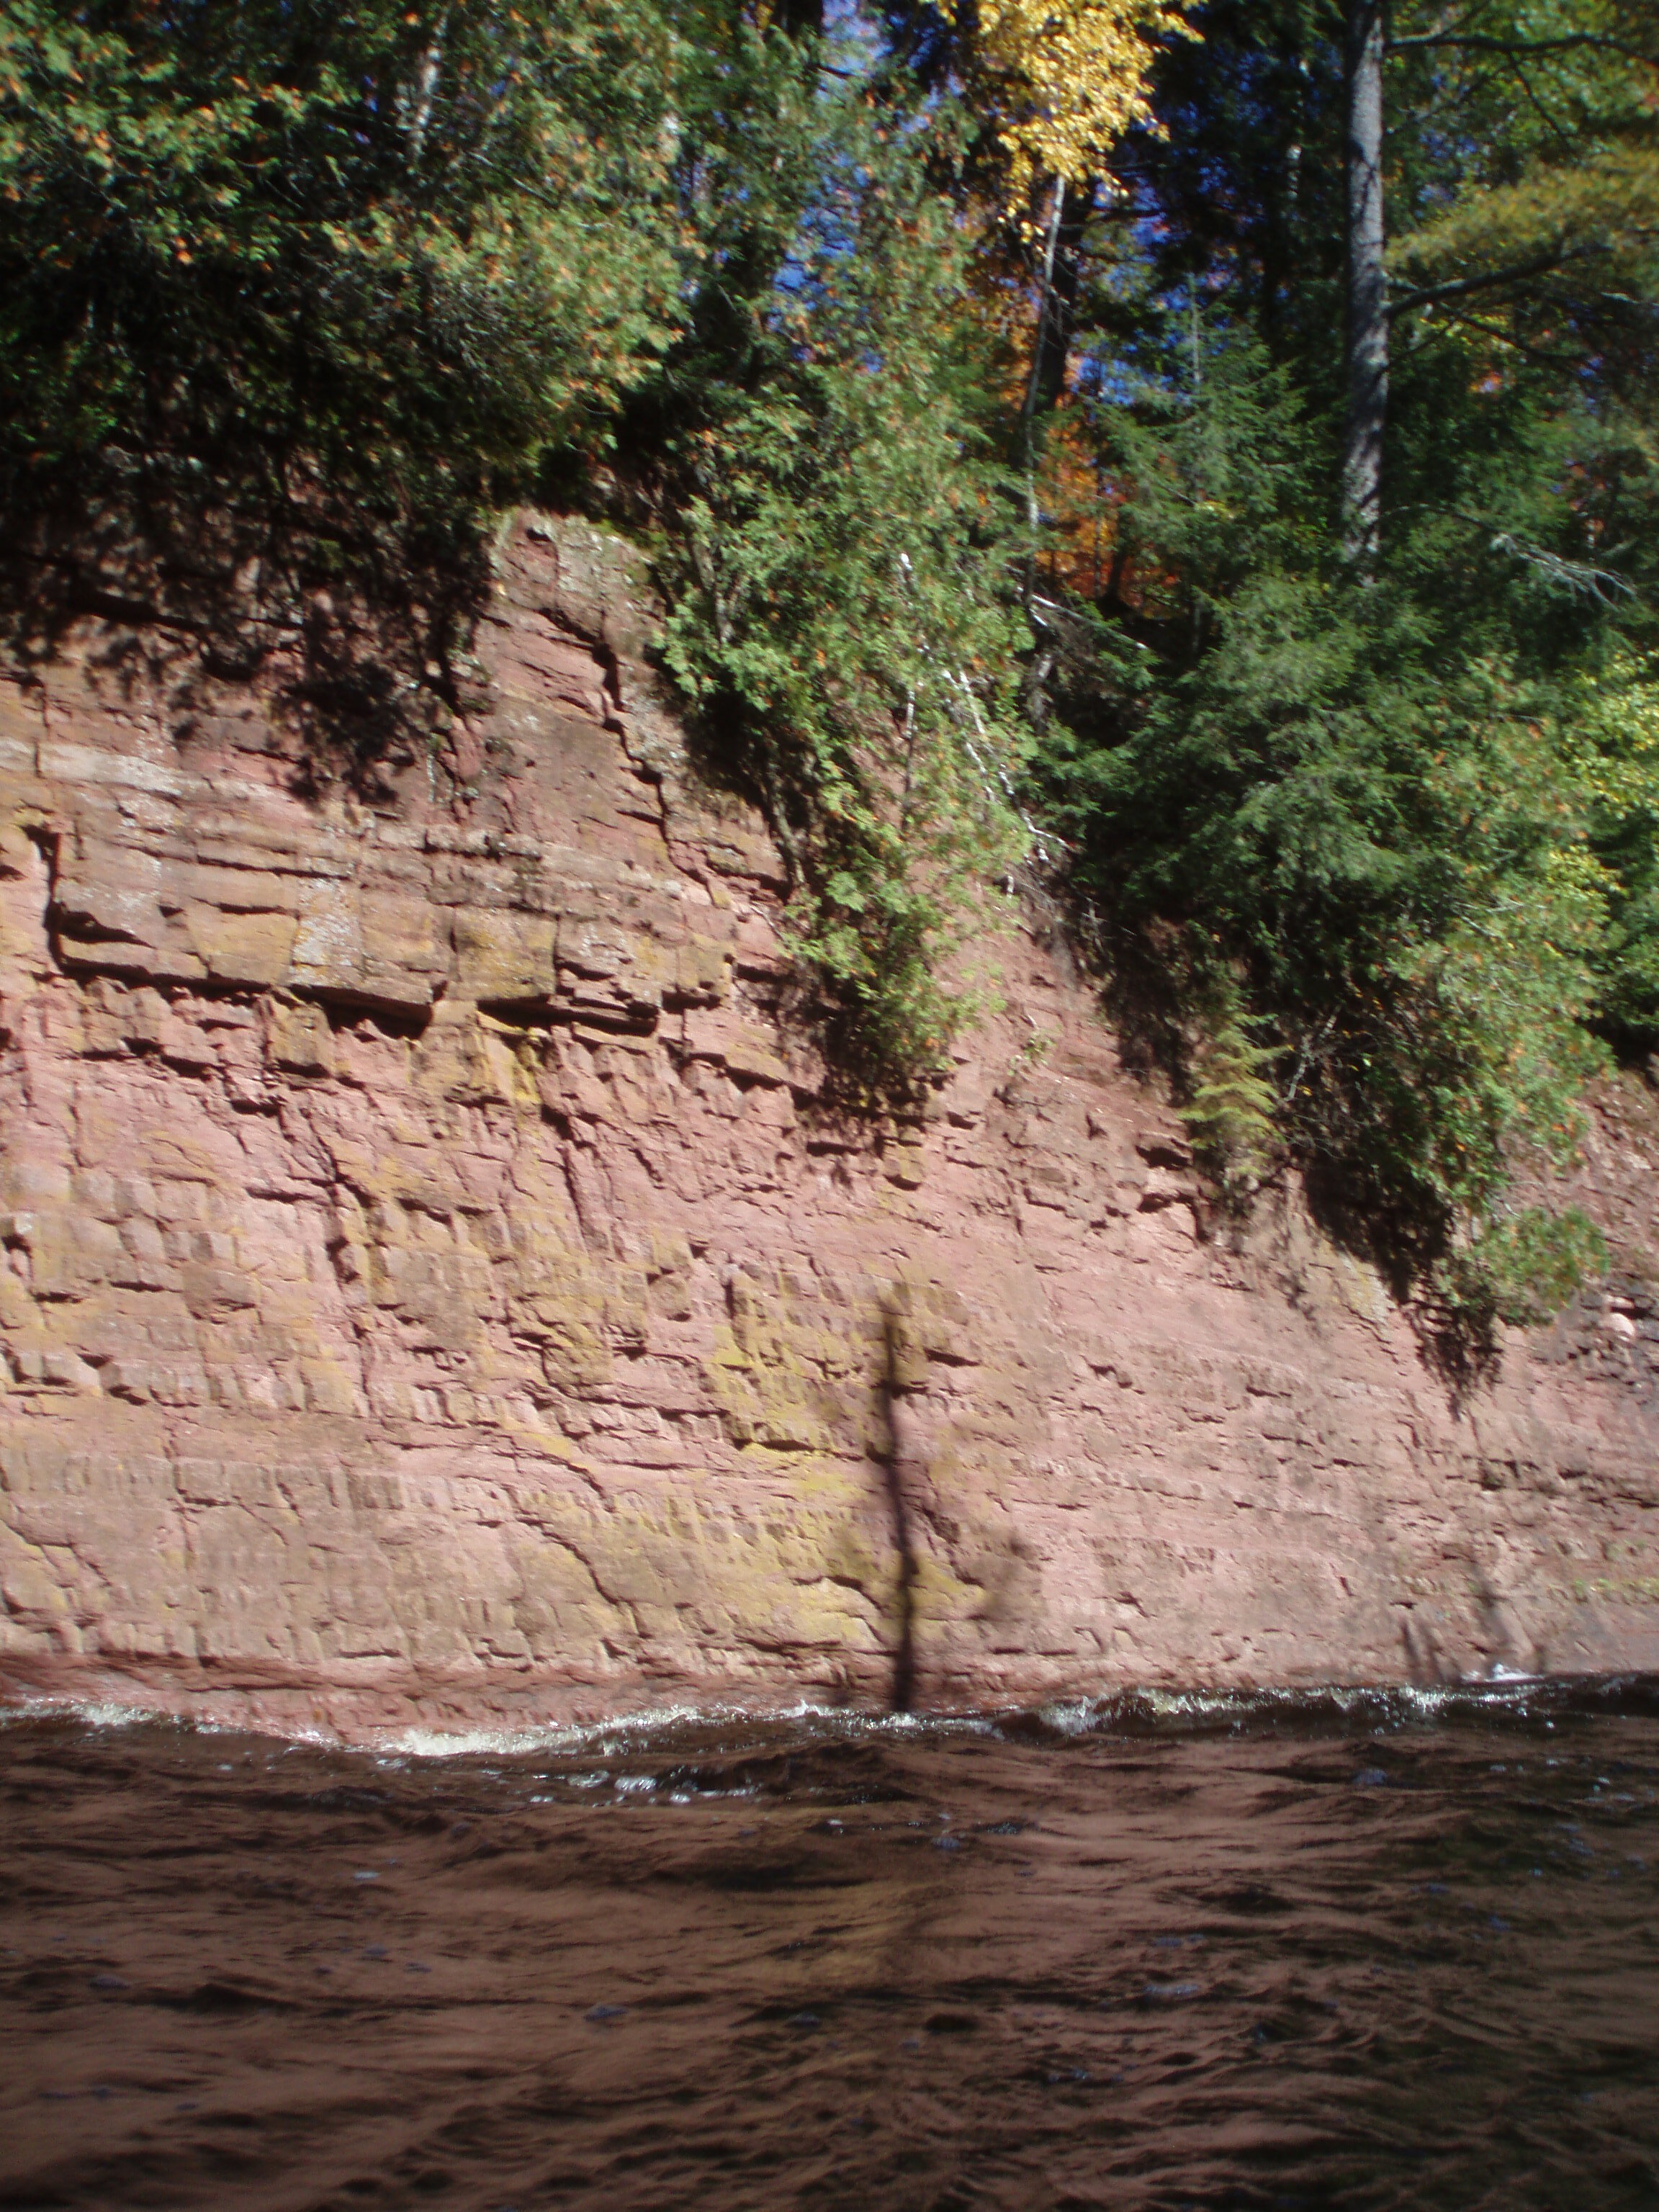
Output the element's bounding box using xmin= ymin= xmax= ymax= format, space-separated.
xmin=2 ymin=1680 xmax=1657 ymax=2212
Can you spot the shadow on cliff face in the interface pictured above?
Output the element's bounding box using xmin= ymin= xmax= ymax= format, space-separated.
xmin=1 ymin=472 xmax=495 ymax=798
xmin=874 ymin=1295 xmax=920 ymax=1714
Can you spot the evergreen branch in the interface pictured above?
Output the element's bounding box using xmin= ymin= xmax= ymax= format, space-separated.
xmin=1399 ymin=305 xmax=1586 ymax=368
xmin=1388 ymin=242 xmax=1611 ymax=317
xmin=1393 ymin=503 xmax=1638 ymax=603
xmin=1488 ymin=533 xmax=1635 ymax=604
xmin=1501 ymin=58 xmax=1581 ymax=156
xmin=1388 ymin=34 xmax=1659 ymax=68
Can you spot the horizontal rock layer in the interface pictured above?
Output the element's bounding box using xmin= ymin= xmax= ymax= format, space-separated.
xmin=3 ymin=516 xmax=1658 ymax=1740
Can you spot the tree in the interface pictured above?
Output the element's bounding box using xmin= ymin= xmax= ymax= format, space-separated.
xmin=944 ymin=0 xmax=1192 ymax=212
xmin=1028 ymin=0 xmax=1659 ymax=1326
xmin=0 ymin=1 xmax=685 ymax=491
xmin=0 ymin=0 xmax=685 ymax=720
xmin=648 ymin=64 xmax=1030 ymax=1086
xmin=1342 ymin=0 xmax=1386 ymax=567
xmin=1387 ymin=0 xmax=1659 ymax=424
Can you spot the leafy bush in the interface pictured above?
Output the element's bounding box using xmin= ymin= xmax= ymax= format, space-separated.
xmin=1 ymin=0 xmax=680 ymax=490
xmin=1434 ymin=1208 xmax=1610 ymax=1334
xmin=648 ymin=78 xmax=1030 ymax=1089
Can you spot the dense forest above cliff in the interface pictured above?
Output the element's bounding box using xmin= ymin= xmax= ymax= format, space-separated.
xmin=3 ymin=0 xmax=1658 ymax=1339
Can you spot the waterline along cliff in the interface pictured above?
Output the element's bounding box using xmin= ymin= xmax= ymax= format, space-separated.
xmin=2 ymin=516 xmax=1658 ymax=1741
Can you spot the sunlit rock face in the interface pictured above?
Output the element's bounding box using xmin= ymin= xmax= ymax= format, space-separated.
xmin=3 ymin=515 xmax=1658 ymax=1740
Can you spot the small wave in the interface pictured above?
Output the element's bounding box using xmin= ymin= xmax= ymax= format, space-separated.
xmin=0 ymin=1691 xmax=173 ymax=1734
xmin=380 ymin=1722 xmax=595 ymax=1760
xmin=8 ymin=1672 xmax=1657 ymax=1766
xmin=1025 ymin=1674 xmax=1659 ymax=1742
xmin=375 ymin=1696 xmax=993 ymax=1764
xmin=0 ymin=1690 xmax=343 ymax=1746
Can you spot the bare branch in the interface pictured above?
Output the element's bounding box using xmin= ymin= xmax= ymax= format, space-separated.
xmin=403 ymin=9 xmax=450 ymax=173
xmin=1398 ymin=305 xmax=1583 ymax=368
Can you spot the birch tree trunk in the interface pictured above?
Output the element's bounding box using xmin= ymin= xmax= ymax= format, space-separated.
xmin=404 ymin=12 xmax=449 ymax=174
xmin=1341 ymin=0 xmax=1388 ymax=570
xmin=1030 ymin=180 xmax=1090 ymax=420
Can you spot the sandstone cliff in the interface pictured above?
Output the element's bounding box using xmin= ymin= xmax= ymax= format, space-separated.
xmin=3 ymin=516 xmax=1658 ymax=1740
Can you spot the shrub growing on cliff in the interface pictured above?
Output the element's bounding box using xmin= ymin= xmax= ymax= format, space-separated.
xmin=1036 ymin=325 xmax=1635 ymax=1316
xmin=649 ymin=81 xmax=1030 ymax=1087
xmin=1177 ymin=973 xmax=1282 ymax=1197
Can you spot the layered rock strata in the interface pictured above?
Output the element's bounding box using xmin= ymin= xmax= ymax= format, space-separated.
xmin=3 ymin=516 xmax=1658 ymax=1739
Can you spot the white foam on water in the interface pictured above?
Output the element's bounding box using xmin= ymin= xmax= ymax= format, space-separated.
xmin=1031 ymin=1676 xmax=1565 ymax=1742
xmin=0 ymin=1691 xmax=346 ymax=1747
xmin=1 ymin=1669 xmax=1622 ymax=1764
xmin=1035 ymin=1698 xmax=1100 ymax=1737
xmin=380 ymin=1697 xmax=750 ymax=1761
xmin=380 ymin=1723 xmax=593 ymax=1760
xmin=374 ymin=1694 xmax=992 ymax=1763
xmin=0 ymin=1692 xmax=159 ymax=1733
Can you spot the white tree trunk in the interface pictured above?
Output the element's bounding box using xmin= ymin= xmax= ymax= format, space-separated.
xmin=1342 ymin=0 xmax=1388 ymax=570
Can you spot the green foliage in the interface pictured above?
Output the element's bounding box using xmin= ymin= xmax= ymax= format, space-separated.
xmin=0 ymin=0 xmax=681 ymax=624
xmin=1559 ymin=655 xmax=1659 ymax=1044
xmin=1435 ymin=1206 xmax=1610 ymax=1331
xmin=1389 ymin=0 xmax=1659 ymax=426
xmin=1038 ymin=322 xmax=1622 ymax=1308
xmin=0 ymin=2 xmax=1033 ymax=1089
xmin=0 ymin=0 xmax=703 ymax=786
xmin=1177 ymin=974 xmax=1282 ymax=1195
xmin=649 ymin=77 xmax=1030 ymax=1088
xmin=1024 ymin=0 xmax=1659 ymax=1323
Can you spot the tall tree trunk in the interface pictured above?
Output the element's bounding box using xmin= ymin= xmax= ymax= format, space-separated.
xmin=1020 ymin=180 xmax=1068 ymax=475
xmin=405 ymin=11 xmax=449 ymax=174
xmin=1031 ymin=181 xmax=1090 ymax=418
xmin=1341 ymin=0 xmax=1387 ymax=570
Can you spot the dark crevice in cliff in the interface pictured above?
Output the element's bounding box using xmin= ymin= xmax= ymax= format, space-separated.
xmin=310 ymin=993 xmax=434 ymax=1040
xmin=477 ymin=998 xmax=660 ymax=1042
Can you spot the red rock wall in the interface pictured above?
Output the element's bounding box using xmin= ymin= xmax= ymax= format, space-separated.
xmin=4 ymin=516 xmax=1658 ymax=1740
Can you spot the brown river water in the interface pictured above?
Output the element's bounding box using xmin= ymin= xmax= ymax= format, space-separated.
xmin=2 ymin=1680 xmax=1658 ymax=2212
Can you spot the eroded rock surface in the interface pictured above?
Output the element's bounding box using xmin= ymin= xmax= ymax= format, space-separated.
xmin=4 ymin=517 xmax=1658 ymax=1739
